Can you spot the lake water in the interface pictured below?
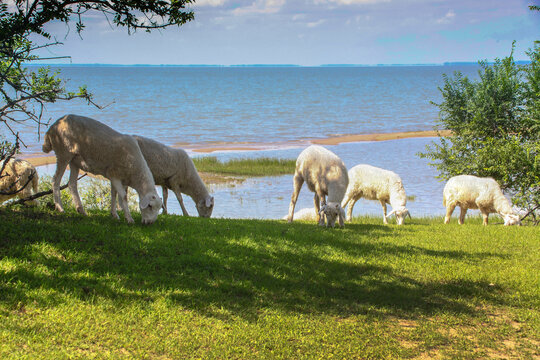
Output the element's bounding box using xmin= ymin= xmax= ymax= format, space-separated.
xmin=12 ymin=65 xmax=482 ymax=219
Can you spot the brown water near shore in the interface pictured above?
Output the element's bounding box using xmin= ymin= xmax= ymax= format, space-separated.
xmin=20 ymin=130 xmax=451 ymax=166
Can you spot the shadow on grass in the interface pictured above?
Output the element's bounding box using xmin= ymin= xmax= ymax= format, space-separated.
xmin=0 ymin=208 xmax=513 ymax=321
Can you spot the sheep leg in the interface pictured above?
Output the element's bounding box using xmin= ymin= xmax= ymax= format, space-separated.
xmin=444 ymin=203 xmax=456 ymax=224
xmin=162 ymin=187 xmax=168 ymax=214
xmin=346 ymin=197 xmax=358 ymax=222
xmin=111 ymin=179 xmax=134 ymax=224
xmin=67 ymin=163 xmax=87 ymax=215
xmin=171 ymin=186 xmax=189 ymax=216
xmin=287 ymin=173 xmax=304 ymax=222
xmin=480 ymin=210 xmax=489 ymax=225
xmin=110 ymin=183 xmax=120 ymax=220
xmin=459 ymin=207 xmax=467 ymax=225
xmin=314 ymin=193 xmax=324 ymax=226
xmin=52 ymin=158 xmax=69 ymax=212
xmin=380 ymin=200 xmax=388 ymax=224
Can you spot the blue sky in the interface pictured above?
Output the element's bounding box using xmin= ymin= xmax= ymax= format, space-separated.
xmin=40 ymin=0 xmax=540 ymax=65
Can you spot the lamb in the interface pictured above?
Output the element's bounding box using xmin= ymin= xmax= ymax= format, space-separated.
xmin=341 ymin=164 xmax=410 ymax=225
xmin=0 ymin=158 xmax=39 ymax=205
xmin=286 ymin=145 xmax=348 ymax=228
xmin=281 ymin=207 xmax=318 ymax=221
xmin=42 ymin=114 xmax=162 ymax=225
xmin=133 ymin=135 xmax=214 ymax=217
xmin=443 ymin=175 xmax=521 ymax=226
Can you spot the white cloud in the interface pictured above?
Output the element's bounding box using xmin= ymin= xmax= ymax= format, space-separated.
xmin=307 ymin=19 xmax=326 ymax=27
xmin=193 ymin=0 xmax=229 ymax=6
xmin=292 ymin=14 xmax=307 ymax=21
xmin=232 ymin=0 xmax=286 ymax=15
xmin=436 ymin=10 xmax=456 ymax=24
xmin=314 ymin=0 xmax=390 ymax=4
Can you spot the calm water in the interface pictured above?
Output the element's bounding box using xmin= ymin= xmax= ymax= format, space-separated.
xmin=12 ymin=65 xmax=479 ymax=152
xmin=14 ymin=65 xmax=483 ymax=219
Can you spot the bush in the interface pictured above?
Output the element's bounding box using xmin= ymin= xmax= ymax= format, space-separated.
xmin=419 ymin=45 xmax=540 ymax=223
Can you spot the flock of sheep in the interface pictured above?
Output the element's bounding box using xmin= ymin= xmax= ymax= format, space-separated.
xmin=1 ymin=114 xmax=522 ymax=227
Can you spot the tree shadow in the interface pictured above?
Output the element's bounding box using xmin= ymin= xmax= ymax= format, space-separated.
xmin=0 ymin=209 xmax=515 ymax=322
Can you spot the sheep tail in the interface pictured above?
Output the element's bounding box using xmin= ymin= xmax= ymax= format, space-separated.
xmin=42 ymin=133 xmax=52 ymax=153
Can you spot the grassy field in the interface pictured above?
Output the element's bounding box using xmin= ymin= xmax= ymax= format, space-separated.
xmin=192 ymin=157 xmax=296 ymax=177
xmin=0 ymin=208 xmax=538 ymax=359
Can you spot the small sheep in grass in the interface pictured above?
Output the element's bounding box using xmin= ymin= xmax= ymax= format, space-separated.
xmin=341 ymin=164 xmax=410 ymax=225
xmin=42 ymin=114 xmax=162 ymax=225
xmin=287 ymin=145 xmax=348 ymax=228
xmin=133 ymin=135 xmax=214 ymax=217
xmin=281 ymin=207 xmax=318 ymax=221
xmin=0 ymin=158 xmax=39 ymax=205
xmin=443 ymin=175 xmax=521 ymax=226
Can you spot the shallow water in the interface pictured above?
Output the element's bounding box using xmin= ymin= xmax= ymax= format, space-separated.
xmin=38 ymin=137 xmax=448 ymax=220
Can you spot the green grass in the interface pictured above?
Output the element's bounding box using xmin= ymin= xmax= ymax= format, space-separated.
xmin=1 ymin=208 xmax=539 ymax=359
xmin=193 ymin=156 xmax=296 ymax=176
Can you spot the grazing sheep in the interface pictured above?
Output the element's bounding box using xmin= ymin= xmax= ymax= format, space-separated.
xmin=341 ymin=164 xmax=410 ymax=225
xmin=443 ymin=175 xmax=521 ymax=226
xmin=286 ymin=145 xmax=348 ymax=228
xmin=133 ymin=135 xmax=214 ymax=217
xmin=42 ymin=114 xmax=162 ymax=225
xmin=0 ymin=158 xmax=39 ymax=205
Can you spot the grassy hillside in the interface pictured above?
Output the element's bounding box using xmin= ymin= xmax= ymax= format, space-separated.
xmin=0 ymin=208 xmax=538 ymax=359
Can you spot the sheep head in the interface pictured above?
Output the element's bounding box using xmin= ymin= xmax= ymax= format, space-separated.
xmin=320 ymin=202 xmax=345 ymax=228
xmin=140 ymin=193 xmax=163 ymax=225
xmin=503 ymin=213 xmax=521 ymax=226
xmin=197 ymin=196 xmax=214 ymax=218
xmin=386 ymin=206 xmax=411 ymax=225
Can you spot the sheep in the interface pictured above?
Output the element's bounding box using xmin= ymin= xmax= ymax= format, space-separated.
xmin=0 ymin=158 xmax=39 ymax=205
xmin=42 ymin=114 xmax=162 ymax=225
xmin=133 ymin=135 xmax=214 ymax=217
xmin=341 ymin=164 xmax=410 ymax=225
xmin=286 ymin=145 xmax=348 ymax=228
xmin=281 ymin=207 xmax=318 ymax=221
xmin=443 ymin=175 xmax=521 ymax=226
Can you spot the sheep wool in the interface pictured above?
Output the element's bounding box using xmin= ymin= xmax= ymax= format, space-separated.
xmin=443 ymin=175 xmax=520 ymax=226
xmin=342 ymin=164 xmax=410 ymax=225
xmin=42 ymin=114 xmax=162 ymax=225
xmin=133 ymin=135 xmax=214 ymax=217
xmin=287 ymin=145 xmax=348 ymax=228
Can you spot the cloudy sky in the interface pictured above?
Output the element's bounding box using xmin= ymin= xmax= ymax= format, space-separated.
xmin=40 ymin=0 xmax=540 ymax=66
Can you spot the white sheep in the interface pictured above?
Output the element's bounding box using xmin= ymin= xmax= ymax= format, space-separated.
xmin=42 ymin=114 xmax=162 ymax=225
xmin=286 ymin=145 xmax=348 ymax=228
xmin=281 ymin=207 xmax=318 ymax=221
xmin=133 ymin=135 xmax=214 ymax=217
xmin=341 ymin=164 xmax=410 ymax=225
xmin=443 ymin=175 xmax=521 ymax=226
xmin=0 ymin=158 xmax=39 ymax=205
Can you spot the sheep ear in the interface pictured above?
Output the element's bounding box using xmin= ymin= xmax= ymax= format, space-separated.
xmin=319 ymin=205 xmax=326 ymax=215
xmin=386 ymin=209 xmax=396 ymax=218
xmin=407 ymin=211 xmax=412 ymax=219
xmin=334 ymin=203 xmax=340 ymax=210
xmin=140 ymin=195 xmax=150 ymax=209
xmin=205 ymin=196 xmax=214 ymax=208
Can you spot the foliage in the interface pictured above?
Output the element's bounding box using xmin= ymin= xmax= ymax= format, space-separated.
xmin=193 ymin=156 xmax=297 ymax=176
xmin=0 ymin=209 xmax=539 ymax=358
xmin=419 ymin=45 xmax=540 ymax=219
xmin=0 ymin=0 xmax=194 ymax=145
xmin=79 ymin=177 xmax=138 ymax=212
xmin=36 ymin=175 xmax=138 ymax=212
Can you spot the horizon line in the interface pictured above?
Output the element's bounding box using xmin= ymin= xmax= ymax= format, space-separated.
xmin=23 ymin=60 xmax=532 ymax=67
xmin=24 ymin=60 xmax=531 ymax=68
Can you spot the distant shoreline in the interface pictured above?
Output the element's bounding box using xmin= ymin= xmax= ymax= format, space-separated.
xmin=20 ymin=129 xmax=451 ymax=166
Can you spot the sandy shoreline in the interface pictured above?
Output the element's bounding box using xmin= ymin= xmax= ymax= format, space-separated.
xmin=20 ymin=130 xmax=450 ymax=167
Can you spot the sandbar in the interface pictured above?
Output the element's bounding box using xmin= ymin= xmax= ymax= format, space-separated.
xmin=20 ymin=129 xmax=451 ymax=165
